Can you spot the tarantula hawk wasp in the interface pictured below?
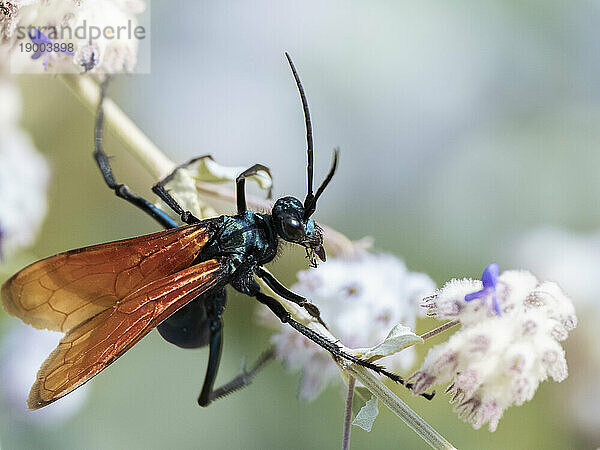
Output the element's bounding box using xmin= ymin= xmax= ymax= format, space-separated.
xmin=1 ymin=53 xmax=433 ymax=410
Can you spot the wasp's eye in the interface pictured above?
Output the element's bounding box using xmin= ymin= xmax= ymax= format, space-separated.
xmin=282 ymin=216 xmax=305 ymax=241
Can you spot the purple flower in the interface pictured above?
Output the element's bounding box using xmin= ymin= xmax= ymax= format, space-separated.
xmin=80 ymin=51 xmax=98 ymax=73
xmin=465 ymin=262 xmax=501 ymax=315
xmin=27 ymin=27 xmax=74 ymax=71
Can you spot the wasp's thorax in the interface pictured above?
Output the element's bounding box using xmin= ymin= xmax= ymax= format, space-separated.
xmin=271 ymin=196 xmax=325 ymax=265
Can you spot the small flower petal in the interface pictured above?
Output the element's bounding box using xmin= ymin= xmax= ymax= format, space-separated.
xmin=464 ymin=263 xmax=501 ymax=316
xmin=27 ymin=27 xmax=52 ymax=45
xmin=481 ymin=262 xmax=499 ymax=289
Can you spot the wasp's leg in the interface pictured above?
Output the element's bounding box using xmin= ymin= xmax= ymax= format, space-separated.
xmin=152 ymin=180 xmax=202 ymax=225
xmin=252 ymin=289 xmax=434 ymax=399
xmin=197 ymin=291 xmax=226 ymax=407
xmin=251 ymin=291 xmax=398 ymax=376
xmin=156 ymin=155 xmax=213 ymax=186
xmin=235 ymin=164 xmax=271 ymax=214
xmin=94 ymin=79 xmax=178 ymax=229
xmin=255 ymin=267 xmax=325 ymax=326
xmin=195 ymin=289 xmax=274 ymax=406
xmin=151 ymin=155 xmax=224 ymax=225
xmin=202 ymin=347 xmax=275 ymax=406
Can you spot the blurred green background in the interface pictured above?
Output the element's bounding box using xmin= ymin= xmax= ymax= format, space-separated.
xmin=1 ymin=1 xmax=599 ymax=448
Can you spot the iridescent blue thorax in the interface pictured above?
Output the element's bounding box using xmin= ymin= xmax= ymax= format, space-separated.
xmin=199 ymin=211 xmax=278 ymax=268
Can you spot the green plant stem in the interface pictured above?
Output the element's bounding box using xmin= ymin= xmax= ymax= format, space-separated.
xmin=345 ymin=364 xmax=456 ymax=450
xmin=60 ymin=74 xmax=176 ymax=179
xmin=420 ymin=320 xmax=459 ymax=341
xmin=342 ymin=376 xmax=356 ymax=450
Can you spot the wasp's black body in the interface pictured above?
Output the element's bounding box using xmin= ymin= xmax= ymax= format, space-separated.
xmin=156 ymin=211 xmax=280 ymax=353
xmin=94 ymin=54 xmax=432 ymax=407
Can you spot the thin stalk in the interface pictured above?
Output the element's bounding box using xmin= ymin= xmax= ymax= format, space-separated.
xmin=60 ymin=75 xmax=176 ymax=179
xmin=345 ymin=364 xmax=456 ymax=450
xmin=342 ymin=376 xmax=356 ymax=450
xmin=420 ymin=320 xmax=459 ymax=341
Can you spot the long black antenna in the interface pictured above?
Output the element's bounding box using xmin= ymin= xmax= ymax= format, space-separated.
xmin=306 ymin=149 xmax=339 ymax=219
xmin=285 ymin=52 xmax=315 ymax=208
xmin=285 ymin=52 xmax=339 ymax=220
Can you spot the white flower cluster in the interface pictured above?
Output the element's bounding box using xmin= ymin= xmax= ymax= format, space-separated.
xmin=411 ymin=267 xmax=577 ymax=431
xmin=1 ymin=0 xmax=146 ymax=74
xmin=0 ymin=78 xmax=49 ymax=258
xmin=260 ymin=253 xmax=435 ymax=400
xmin=0 ymin=324 xmax=89 ymax=424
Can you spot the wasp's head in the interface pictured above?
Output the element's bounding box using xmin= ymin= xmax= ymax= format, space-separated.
xmin=272 ymin=196 xmax=325 ymax=266
xmin=275 ymin=53 xmax=340 ymax=267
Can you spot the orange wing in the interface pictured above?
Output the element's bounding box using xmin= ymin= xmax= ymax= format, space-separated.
xmin=28 ymin=258 xmax=225 ymax=409
xmin=1 ymin=224 xmax=210 ymax=333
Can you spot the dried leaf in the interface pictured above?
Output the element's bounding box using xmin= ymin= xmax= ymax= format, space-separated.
xmin=352 ymin=396 xmax=379 ymax=432
xmin=352 ymin=386 xmax=372 ymax=415
xmin=155 ymin=156 xmax=272 ymax=219
xmin=352 ymin=324 xmax=422 ymax=362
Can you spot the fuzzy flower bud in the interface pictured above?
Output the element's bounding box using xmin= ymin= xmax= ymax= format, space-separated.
xmin=413 ymin=263 xmax=576 ymax=432
xmin=2 ymin=0 xmax=147 ymax=74
xmin=0 ymin=78 xmax=49 ymax=258
xmin=258 ymin=252 xmax=435 ymax=400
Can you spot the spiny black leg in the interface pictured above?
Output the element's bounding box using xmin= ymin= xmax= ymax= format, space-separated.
xmin=255 ymin=267 xmax=325 ymax=326
xmin=254 ymin=290 xmax=435 ymax=400
xmin=94 ymin=78 xmax=178 ymax=230
xmin=207 ymin=347 xmax=275 ymax=404
xmin=151 ymin=182 xmax=201 ymax=225
xmin=150 ymin=155 xmax=216 ymax=225
xmin=197 ymin=293 xmax=274 ymax=406
xmin=197 ymin=321 xmax=223 ymax=407
xmin=198 ymin=293 xmax=226 ymax=407
xmin=254 ymin=292 xmax=397 ymax=379
xmin=235 ymin=164 xmax=271 ymax=214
